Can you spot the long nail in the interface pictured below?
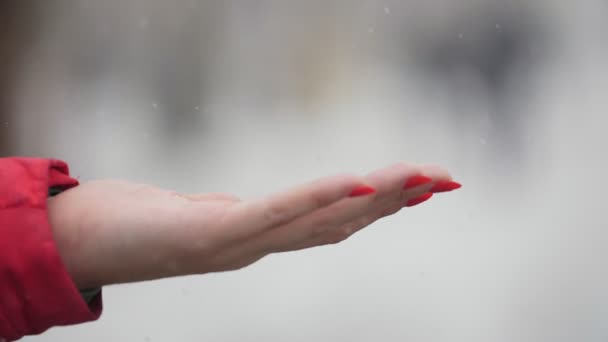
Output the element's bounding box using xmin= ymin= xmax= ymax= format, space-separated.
xmin=349 ymin=185 xmax=376 ymax=197
xmin=406 ymin=193 xmax=433 ymax=207
xmin=403 ymin=175 xmax=433 ymax=190
xmin=429 ymin=180 xmax=462 ymax=193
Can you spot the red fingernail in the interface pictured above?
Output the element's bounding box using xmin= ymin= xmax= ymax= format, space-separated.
xmin=403 ymin=175 xmax=433 ymax=190
xmin=429 ymin=180 xmax=462 ymax=193
xmin=349 ymin=185 xmax=376 ymax=197
xmin=406 ymin=193 xmax=433 ymax=207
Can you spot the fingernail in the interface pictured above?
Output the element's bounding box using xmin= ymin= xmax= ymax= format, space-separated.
xmin=429 ymin=180 xmax=462 ymax=193
xmin=406 ymin=193 xmax=433 ymax=207
xmin=349 ymin=185 xmax=376 ymax=197
xmin=403 ymin=175 xmax=433 ymax=190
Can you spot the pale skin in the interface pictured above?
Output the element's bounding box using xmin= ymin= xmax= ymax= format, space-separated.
xmin=47 ymin=163 xmax=459 ymax=290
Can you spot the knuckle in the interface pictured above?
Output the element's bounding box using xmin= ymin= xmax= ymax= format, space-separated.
xmin=332 ymin=172 xmax=365 ymax=191
xmin=333 ymin=172 xmax=360 ymax=184
xmin=395 ymin=162 xmax=414 ymax=170
xmin=263 ymin=202 xmax=291 ymax=226
xmin=348 ymin=217 xmax=368 ymax=234
xmin=327 ymin=225 xmax=355 ymax=245
xmin=310 ymin=223 xmax=329 ymax=238
xmin=327 ymin=231 xmax=349 ymax=245
xmin=310 ymin=214 xmax=335 ymax=234
xmin=343 ymin=222 xmax=357 ymax=236
xmin=379 ymin=206 xmax=402 ymax=221
xmin=356 ymin=215 xmax=372 ymax=228
xmin=394 ymin=162 xmax=420 ymax=177
xmin=398 ymin=190 xmax=406 ymax=202
xmin=309 ymin=191 xmax=333 ymax=209
xmin=379 ymin=207 xmax=396 ymax=217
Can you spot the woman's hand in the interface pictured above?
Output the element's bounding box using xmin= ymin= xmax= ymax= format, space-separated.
xmin=47 ymin=163 xmax=460 ymax=289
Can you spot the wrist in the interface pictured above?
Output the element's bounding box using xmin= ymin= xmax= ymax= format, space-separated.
xmin=49 ymin=186 xmax=102 ymax=299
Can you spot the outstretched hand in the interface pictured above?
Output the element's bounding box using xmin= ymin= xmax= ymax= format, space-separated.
xmin=48 ymin=163 xmax=461 ymax=289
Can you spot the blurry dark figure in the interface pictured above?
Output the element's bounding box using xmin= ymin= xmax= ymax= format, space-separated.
xmin=2 ymin=1 xmax=226 ymax=155
xmin=0 ymin=1 xmax=45 ymax=156
xmin=413 ymin=5 xmax=548 ymax=168
xmin=60 ymin=2 xmax=220 ymax=140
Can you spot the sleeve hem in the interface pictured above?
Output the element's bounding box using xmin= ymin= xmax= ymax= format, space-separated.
xmin=0 ymin=158 xmax=103 ymax=341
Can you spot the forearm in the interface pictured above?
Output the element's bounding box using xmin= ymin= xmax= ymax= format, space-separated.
xmin=46 ymin=181 xmax=199 ymax=289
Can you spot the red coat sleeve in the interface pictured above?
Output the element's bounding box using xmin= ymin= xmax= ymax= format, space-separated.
xmin=0 ymin=158 xmax=102 ymax=341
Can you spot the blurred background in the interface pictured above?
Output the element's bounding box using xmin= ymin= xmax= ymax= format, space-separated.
xmin=3 ymin=0 xmax=608 ymax=341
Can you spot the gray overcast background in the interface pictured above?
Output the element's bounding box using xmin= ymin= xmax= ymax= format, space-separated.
xmin=2 ymin=1 xmax=607 ymax=341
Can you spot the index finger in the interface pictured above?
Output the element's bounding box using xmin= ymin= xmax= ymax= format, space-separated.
xmin=364 ymin=163 xmax=452 ymax=194
xmin=228 ymin=173 xmax=369 ymax=233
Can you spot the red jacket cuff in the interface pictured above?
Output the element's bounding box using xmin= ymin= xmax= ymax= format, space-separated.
xmin=0 ymin=158 xmax=102 ymax=341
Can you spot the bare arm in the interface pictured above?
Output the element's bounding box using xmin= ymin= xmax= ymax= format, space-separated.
xmin=47 ymin=163 xmax=460 ymax=289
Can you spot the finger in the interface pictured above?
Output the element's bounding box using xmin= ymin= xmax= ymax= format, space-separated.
xmin=365 ymin=163 xmax=453 ymax=203
xmin=401 ymin=169 xmax=448 ymax=200
xmin=415 ymin=164 xmax=453 ymax=184
xmin=274 ymin=165 xmax=455 ymax=252
xmin=288 ymin=196 xmax=410 ymax=251
xmin=257 ymin=164 xmax=448 ymax=253
xmin=367 ymin=163 xmax=452 ymax=190
xmin=197 ymin=176 xmax=373 ymax=260
xmin=226 ymin=173 xmax=369 ymax=234
xmin=283 ymin=188 xmax=440 ymax=252
xmin=249 ymin=188 xmax=423 ymax=254
xmin=263 ymin=192 xmax=379 ymax=253
xmin=364 ymin=163 xmax=424 ymax=196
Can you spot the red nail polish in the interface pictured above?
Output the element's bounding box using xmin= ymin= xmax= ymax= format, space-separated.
xmin=403 ymin=175 xmax=433 ymax=190
xmin=349 ymin=185 xmax=376 ymax=197
xmin=429 ymin=180 xmax=462 ymax=193
xmin=406 ymin=193 xmax=433 ymax=207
